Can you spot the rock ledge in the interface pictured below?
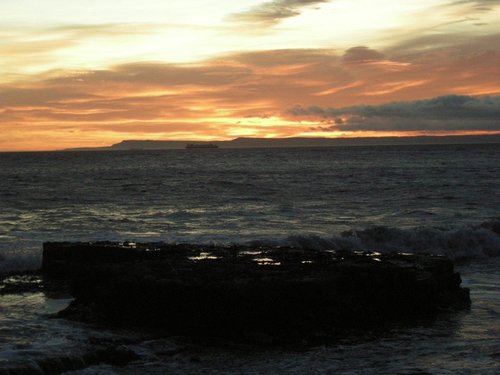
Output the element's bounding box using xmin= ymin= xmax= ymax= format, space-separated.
xmin=43 ymin=242 xmax=471 ymax=343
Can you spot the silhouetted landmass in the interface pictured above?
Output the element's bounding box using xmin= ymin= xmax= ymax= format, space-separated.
xmin=65 ymin=134 xmax=500 ymax=151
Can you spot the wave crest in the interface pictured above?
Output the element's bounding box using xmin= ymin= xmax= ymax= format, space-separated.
xmin=255 ymin=219 xmax=500 ymax=260
xmin=1 ymin=220 xmax=499 ymax=275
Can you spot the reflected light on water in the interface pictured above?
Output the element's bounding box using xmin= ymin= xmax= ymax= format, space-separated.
xmin=253 ymin=258 xmax=281 ymax=266
xmin=188 ymin=252 xmax=220 ymax=261
xmin=239 ymin=251 xmax=263 ymax=256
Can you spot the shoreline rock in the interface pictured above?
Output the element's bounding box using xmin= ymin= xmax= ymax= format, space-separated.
xmin=43 ymin=242 xmax=471 ymax=344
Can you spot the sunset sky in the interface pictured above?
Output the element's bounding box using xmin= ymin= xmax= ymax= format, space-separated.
xmin=1 ymin=0 xmax=500 ymax=151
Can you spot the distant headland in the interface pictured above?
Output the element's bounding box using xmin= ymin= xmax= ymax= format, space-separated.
xmin=64 ymin=134 xmax=500 ymax=151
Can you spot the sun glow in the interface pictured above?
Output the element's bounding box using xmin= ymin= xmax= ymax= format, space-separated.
xmin=1 ymin=0 xmax=499 ymax=151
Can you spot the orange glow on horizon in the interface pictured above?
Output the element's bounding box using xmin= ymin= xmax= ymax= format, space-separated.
xmin=1 ymin=1 xmax=500 ymax=151
xmin=2 ymin=125 xmax=499 ymax=152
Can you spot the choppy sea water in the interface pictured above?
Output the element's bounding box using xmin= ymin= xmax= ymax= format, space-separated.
xmin=1 ymin=144 xmax=499 ymax=373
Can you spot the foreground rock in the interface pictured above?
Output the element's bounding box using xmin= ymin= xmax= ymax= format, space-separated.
xmin=0 ymin=340 xmax=139 ymax=375
xmin=43 ymin=242 xmax=471 ymax=343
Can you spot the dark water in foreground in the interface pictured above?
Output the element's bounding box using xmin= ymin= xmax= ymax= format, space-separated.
xmin=0 ymin=144 xmax=499 ymax=373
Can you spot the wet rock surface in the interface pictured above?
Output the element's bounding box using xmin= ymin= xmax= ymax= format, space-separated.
xmin=0 ymin=338 xmax=140 ymax=375
xmin=43 ymin=242 xmax=471 ymax=344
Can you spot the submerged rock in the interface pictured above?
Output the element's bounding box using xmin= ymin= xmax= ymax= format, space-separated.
xmin=43 ymin=242 xmax=471 ymax=343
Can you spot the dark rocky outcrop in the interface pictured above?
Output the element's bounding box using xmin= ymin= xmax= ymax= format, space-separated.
xmin=0 ymin=344 xmax=139 ymax=375
xmin=43 ymin=242 xmax=471 ymax=343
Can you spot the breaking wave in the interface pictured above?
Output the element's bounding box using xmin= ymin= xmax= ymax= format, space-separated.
xmin=1 ymin=220 xmax=499 ymax=275
xmin=251 ymin=219 xmax=500 ymax=260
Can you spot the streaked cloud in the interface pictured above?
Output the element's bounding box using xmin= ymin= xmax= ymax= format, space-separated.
xmin=1 ymin=27 xmax=500 ymax=150
xmin=228 ymin=0 xmax=330 ymax=26
xmin=452 ymin=0 xmax=499 ymax=10
xmin=0 ymin=23 xmax=163 ymax=80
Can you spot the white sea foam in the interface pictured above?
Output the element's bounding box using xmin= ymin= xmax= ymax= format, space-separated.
xmin=1 ymin=220 xmax=498 ymax=275
xmin=250 ymin=220 xmax=500 ymax=260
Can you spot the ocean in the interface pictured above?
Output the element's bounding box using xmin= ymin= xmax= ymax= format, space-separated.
xmin=0 ymin=144 xmax=499 ymax=373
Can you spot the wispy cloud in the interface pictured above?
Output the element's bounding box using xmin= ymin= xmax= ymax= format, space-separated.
xmin=0 ymin=23 xmax=161 ymax=81
xmin=228 ymin=0 xmax=330 ymax=26
xmin=451 ymin=0 xmax=499 ymax=11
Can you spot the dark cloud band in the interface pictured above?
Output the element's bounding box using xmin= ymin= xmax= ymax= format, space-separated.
xmin=289 ymin=95 xmax=500 ymax=132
